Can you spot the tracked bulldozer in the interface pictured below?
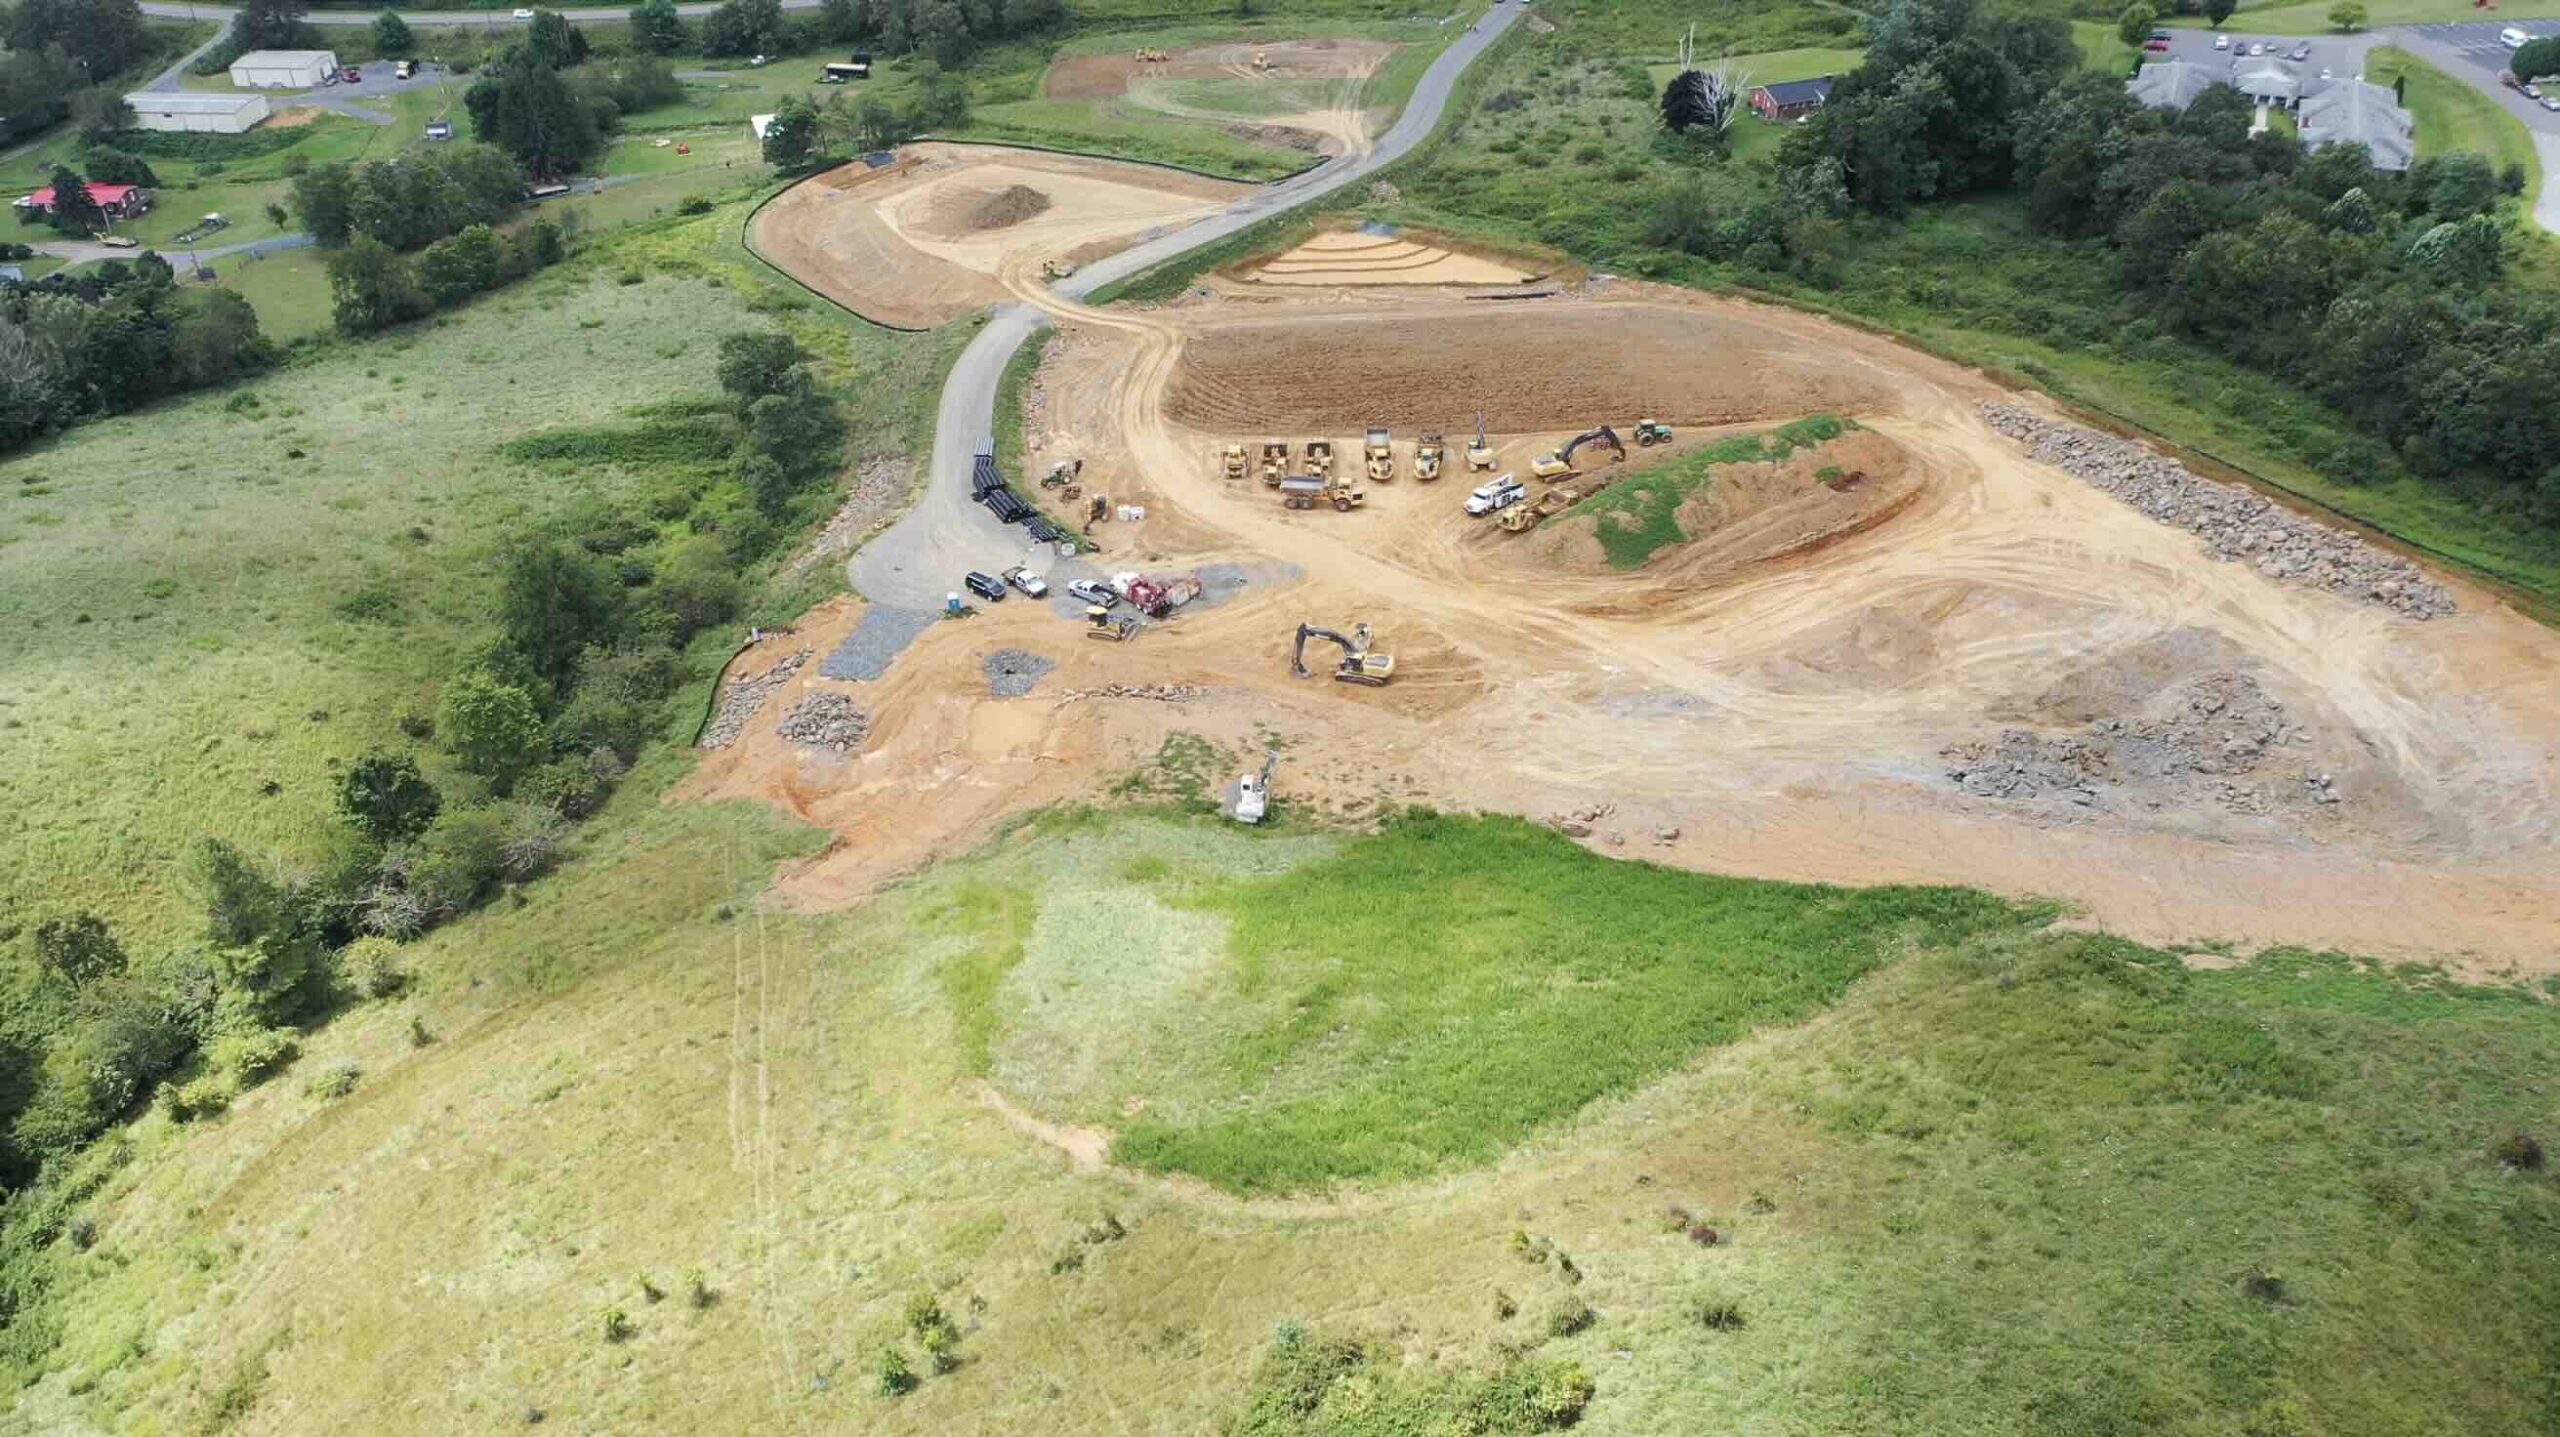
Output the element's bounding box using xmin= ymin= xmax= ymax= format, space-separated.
xmin=1364 ymin=427 xmax=1394 ymax=483
xmin=1085 ymin=605 xmax=1137 ymax=642
xmin=1291 ymin=622 xmax=1395 ymax=686
xmin=1414 ymin=431 xmax=1445 ymax=482
xmin=1259 ymin=439 xmax=1290 ymax=485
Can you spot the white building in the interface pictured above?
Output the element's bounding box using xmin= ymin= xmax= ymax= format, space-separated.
xmin=124 ymin=90 xmax=270 ymax=134
xmin=228 ymin=49 xmax=337 ymax=89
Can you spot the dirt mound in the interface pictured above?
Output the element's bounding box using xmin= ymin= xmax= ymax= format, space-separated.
xmin=939 ymin=182 xmax=1053 ymax=234
xmin=1944 ymin=670 xmax=2334 ymax=820
xmin=1163 ymin=302 xmax=1899 ymax=433
xmin=1250 ymin=230 xmax=1538 ymax=287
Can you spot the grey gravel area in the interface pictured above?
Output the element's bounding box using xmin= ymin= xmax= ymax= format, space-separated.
xmin=1981 ymin=404 xmax=2455 ymax=620
xmin=820 ymin=605 xmax=940 ymax=681
xmin=983 ymin=648 xmax=1057 ymax=698
xmin=1943 ymin=670 xmax=2336 ymax=817
xmin=776 ymin=691 xmax=871 ymax=754
xmin=697 ymin=649 xmax=810 ymax=749
xmin=1196 ymin=560 xmax=1301 ymax=608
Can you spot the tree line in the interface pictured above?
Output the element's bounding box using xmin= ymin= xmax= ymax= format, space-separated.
xmin=0 ymin=249 xmax=273 ymax=451
xmin=759 ymin=64 xmax=970 ymax=167
xmin=1639 ymin=0 xmax=2560 ymax=530
xmin=627 ymin=0 xmax=1063 ymax=62
xmin=1 ymin=0 xmax=166 ymax=145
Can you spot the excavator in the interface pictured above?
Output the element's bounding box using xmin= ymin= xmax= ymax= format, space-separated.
xmin=1415 ymin=431 xmax=1445 ymax=482
xmin=1290 ymin=622 xmax=1395 ymax=686
xmin=1531 ymin=425 xmax=1626 ymax=480
xmin=1259 ymin=439 xmax=1290 ymax=486
xmin=1466 ymin=410 xmax=1494 ymax=471
xmin=1364 ymin=427 xmax=1394 ymax=483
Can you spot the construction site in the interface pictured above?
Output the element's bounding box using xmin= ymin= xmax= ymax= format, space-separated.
xmin=710 ymin=149 xmax=2560 ymax=968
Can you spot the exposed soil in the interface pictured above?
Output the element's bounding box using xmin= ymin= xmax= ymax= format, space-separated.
xmin=1249 ymin=229 xmax=1540 ymax=287
xmin=721 ymin=174 xmax=2560 ymax=971
xmin=1042 ymin=38 xmax=1401 ymax=102
xmin=748 ymin=143 xmax=1246 ymax=329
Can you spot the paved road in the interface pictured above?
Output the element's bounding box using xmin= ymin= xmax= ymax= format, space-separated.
xmin=144 ymin=13 xmax=236 ymax=91
xmin=141 ymin=0 xmax=821 ymax=23
xmin=2391 ymin=20 xmax=2560 ymax=233
xmin=847 ymin=0 xmax=1529 ymax=611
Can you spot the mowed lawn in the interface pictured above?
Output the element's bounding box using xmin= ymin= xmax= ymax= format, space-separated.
xmin=0 ymin=206 xmax=934 ymax=948
xmin=2369 ymin=44 xmax=2543 ymax=195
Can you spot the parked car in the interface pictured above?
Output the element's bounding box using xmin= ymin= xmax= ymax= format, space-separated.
xmin=1002 ymin=566 xmax=1049 ymax=598
xmin=963 ymin=571 xmax=1007 ymax=602
xmin=513 ymin=7 xmax=536 ymax=17
xmin=1066 ymin=579 xmax=1114 ymax=607
xmin=2541 ymin=94 xmax=2560 ymax=111
xmin=2289 ymin=43 xmax=2310 ymax=60
xmin=2143 ymin=37 xmax=2170 ymax=51
xmin=2214 ymin=32 xmax=2231 ymax=49
xmin=2502 ymin=25 xmax=2531 ymax=49
xmin=2528 ymin=82 xmax=2545 ymax=98
xmin=339 ymin=65 xmax=363 ymax=83
xmin=2248 ymin=41 xmax=2267 ymax=55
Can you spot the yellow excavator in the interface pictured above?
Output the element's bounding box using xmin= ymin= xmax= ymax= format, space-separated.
xmin=1466 ymin=410 xmax=1494 ymax=471
xmin=1291 ymin=622 xmax=1395 ymax=686
xmin=1531 ymin=425 xmax=1626 ymax=480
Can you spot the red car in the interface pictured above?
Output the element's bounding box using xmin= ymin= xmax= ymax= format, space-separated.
xmin=339 ymin=65 xmax=363 ymax=84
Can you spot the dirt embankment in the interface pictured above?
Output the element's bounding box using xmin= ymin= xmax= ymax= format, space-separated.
xmin=1160 ymin=302 xmax=1902 ymax=433
xmin=1042 ymin=38 xmax=1401 ymax=101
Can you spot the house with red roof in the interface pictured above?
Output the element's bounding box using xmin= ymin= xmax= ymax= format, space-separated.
xmin=14 ymin=183 xmax=153 ymax=221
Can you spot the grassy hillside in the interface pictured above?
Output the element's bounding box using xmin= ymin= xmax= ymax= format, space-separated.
xmin=12 ymin=803 xmax=2555 ymax=1432
xmin=0 ymin=202 xmax=938 ymax=950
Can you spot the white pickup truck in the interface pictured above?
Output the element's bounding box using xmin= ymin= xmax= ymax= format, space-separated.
xmin=1464 ymin=473 xmax=1525 ymax=516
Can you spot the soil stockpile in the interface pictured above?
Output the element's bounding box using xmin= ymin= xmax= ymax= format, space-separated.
xmin=1163 ymin=303 xmax=1897 ymax=432
xmin=945 ymin=183 xmax=1052 ymax=233
xmin=1980 ymin=404 xmax=2454 ymax=620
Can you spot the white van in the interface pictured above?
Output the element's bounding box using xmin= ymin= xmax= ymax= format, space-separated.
xmin=2502 ymin=25 xmax=2531 ymax=48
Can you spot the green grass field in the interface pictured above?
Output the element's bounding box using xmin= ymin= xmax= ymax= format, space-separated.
xmin=0 ymin=199 xmax=938 ymax=950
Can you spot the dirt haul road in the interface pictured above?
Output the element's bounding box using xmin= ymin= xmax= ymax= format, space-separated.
xmin=721 ymin=2 xmax=2560 ymax=970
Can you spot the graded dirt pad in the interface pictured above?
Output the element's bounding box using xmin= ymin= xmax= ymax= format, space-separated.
xmin=1043 ymin=38 xmax=1402 ymax=101
xmin=747 ymin=143 xmax=1247 ymax=329
xmin=1160 ymin=301 xmax=1902 ymax=433
xmin=1248 ymin=229 xmax=1540 ymax=287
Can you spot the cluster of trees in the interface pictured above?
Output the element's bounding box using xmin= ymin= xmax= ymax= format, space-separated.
xmin=0 ymin=251 xmax=273 ymax=450
xmin=464 ymin=15 xmax=684 ymax=176
xmin=327 ymin=218 xmax=566 ymax=334
xmin=290 ymin=143 xmax=528 ymax=251
xmin=1 ymin=0 xmax=158 ymax=143
xmin=718 ymin=331 xmax=848 ymax=521
xmin=760 ymin=65 xmax=969 ymax=167
xmin=640 ymin=0 xmax=1063 ymax=62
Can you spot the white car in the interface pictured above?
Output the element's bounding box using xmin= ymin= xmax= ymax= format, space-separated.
xmin=2542 ymin=95 xmax=2560 ymax=111
xmin=512 ymin=7 xmax=534 ymax=17
xmin=2213 ymin=33 xmax=2231 ymax=49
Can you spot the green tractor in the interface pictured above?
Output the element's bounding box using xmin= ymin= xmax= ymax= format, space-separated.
xmin=1633 ymin=418 xmax=1674 ymax=447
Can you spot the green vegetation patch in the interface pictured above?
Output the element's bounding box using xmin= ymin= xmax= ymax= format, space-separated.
xmin=1105 ymin=811 xmax=2029 ymax=1191
xmin=501 ymin=402 xmax=740 ymax=468
xmin=1576 ymin=414 xmax=1848 ymax=568
xmin=1235 ymin=1323 xmax=1593 ymax=1434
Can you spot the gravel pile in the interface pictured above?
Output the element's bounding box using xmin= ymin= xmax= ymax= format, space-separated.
xmin=983 ymin=647 xmax=1057 ymax=698
xmin=1943 ymin=671 xmax=2335 ymax=817
xmin=697 ymin=649 xmax=810 ymax=749
xmin=1057 ymin=683 xmax=1213 ymax=704
xmin=1980 ymin=404 xmax=2455 ymax=620
xmin=776 ymin=691 xmax=870 ymax=754
xmin=819 ymin=605 xmax=939 ymax=681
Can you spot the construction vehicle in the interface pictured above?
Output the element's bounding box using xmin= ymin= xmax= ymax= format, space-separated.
xmin=1633 ymin=419 xmax=1673 ymax=447
xmin=1259 ymin=439 xmax=1290 ymax=486
xmin=1305 ymin=438 xmax=1335 ymax=479
xmin=1134 ymin=47 xmax=1170 ymax=63
xmin=1084 ymin=605 xmax=1138 ymax=642
xmin=1291 ymin=622 xmax=1395 ymax=687
xmin=1252 ymin=50 xmax=1270 ymax=72
xmin=1414 ymin=431 xmax=1445 ymax=482
xmin=1499 ymin=485 xmax=1580 ymax=533
xmin=1531 ymin=425 xmax=1626 ymax=480
xmin=1040 ymin=458 xmax=1081 ymax=488
xmin=1464 ymin=473 xmax=1525 ymax=516
xmin=1363 ymin=427 xmax=1394 ymax=483
xmin=1232 ymin=748 xmax=1278 ymax=824
xmin=1279 ymin=474 xmax=1365 ymax=511
xmin=1221 ymin=442 xmax=1248 ymax=481
xmin=1466 ymin=411 xmax=1495 ymax=471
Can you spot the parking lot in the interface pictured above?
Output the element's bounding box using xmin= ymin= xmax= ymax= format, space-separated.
xmin=2152 ymin=27 xmax=2382 ymax=81
xmin=2403 ymin=17 xmax=2560 ymax=74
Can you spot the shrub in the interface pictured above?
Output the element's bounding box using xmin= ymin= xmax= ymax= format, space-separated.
xmin=1543 ymin=1292 xmax=1594 ymax=1338
xmin=676 ymin=194 xmax=714 ymax=215
xmin=2493 ymin=1132 xmax=2545 ymax=1171
xmin=437 ymin=671 xmax=545 ymax=788
xmin=1689 ymin=1296 xmax=1746 ymax=1331
xmin=162 ymin=1074 xmax=235 ymax=1122
xmin=875 ymin=1344 xmax=916 ymax=1397
xmin=209 ymin=1027 xmax=299 ymax=1087
xmin=920 ymin=1323 xmax=960 ymax=1374
xmin=339 ymin=935 xmax=409 ymax=1000
xmin=407 ymin=807 xmax=511 ymax=915
xmin=685 ymin=1268 xmax=716 ymax=1309
xmin=602 ymin=1305 xmax=633 ymax=1343
xmin=304 ymin=1062 xmax=360 ymax=1099
xmin=336 ymin=750 xmax=442 ymax=844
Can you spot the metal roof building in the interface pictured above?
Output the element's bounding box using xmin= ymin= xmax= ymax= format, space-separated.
xmin=2298 ymin=79 xmax=2415 ymax=170
xmin=2126 ymin=60 xmax=2231 ymax=110
xmin=124 ymin=90 xmax=270 ymax=133
xmin=228 ymin=49 xmax=338 ymax=89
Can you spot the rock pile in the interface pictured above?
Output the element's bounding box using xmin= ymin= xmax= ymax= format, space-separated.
xmin=1056 ymin=683 xmax=1213 ymax=704
xmin=983 ymin=647 xmax=1057 ymax=698
xmin=1979 ymin=404 xmax=2455 ymax=620
xmin=1549 ymin=802 xmax=1613 ymax=838
xmin=776 ymin=691 xmax=870 ymax=754
xmin=698 ymin=649 xmax=809 ymax=749
xmin=1944 ymin=671 xmax=2326 ymax=817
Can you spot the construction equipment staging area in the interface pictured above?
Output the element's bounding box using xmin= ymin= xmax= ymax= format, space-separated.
xmin=1225 ymin=420 xmax=1667 ymax=531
